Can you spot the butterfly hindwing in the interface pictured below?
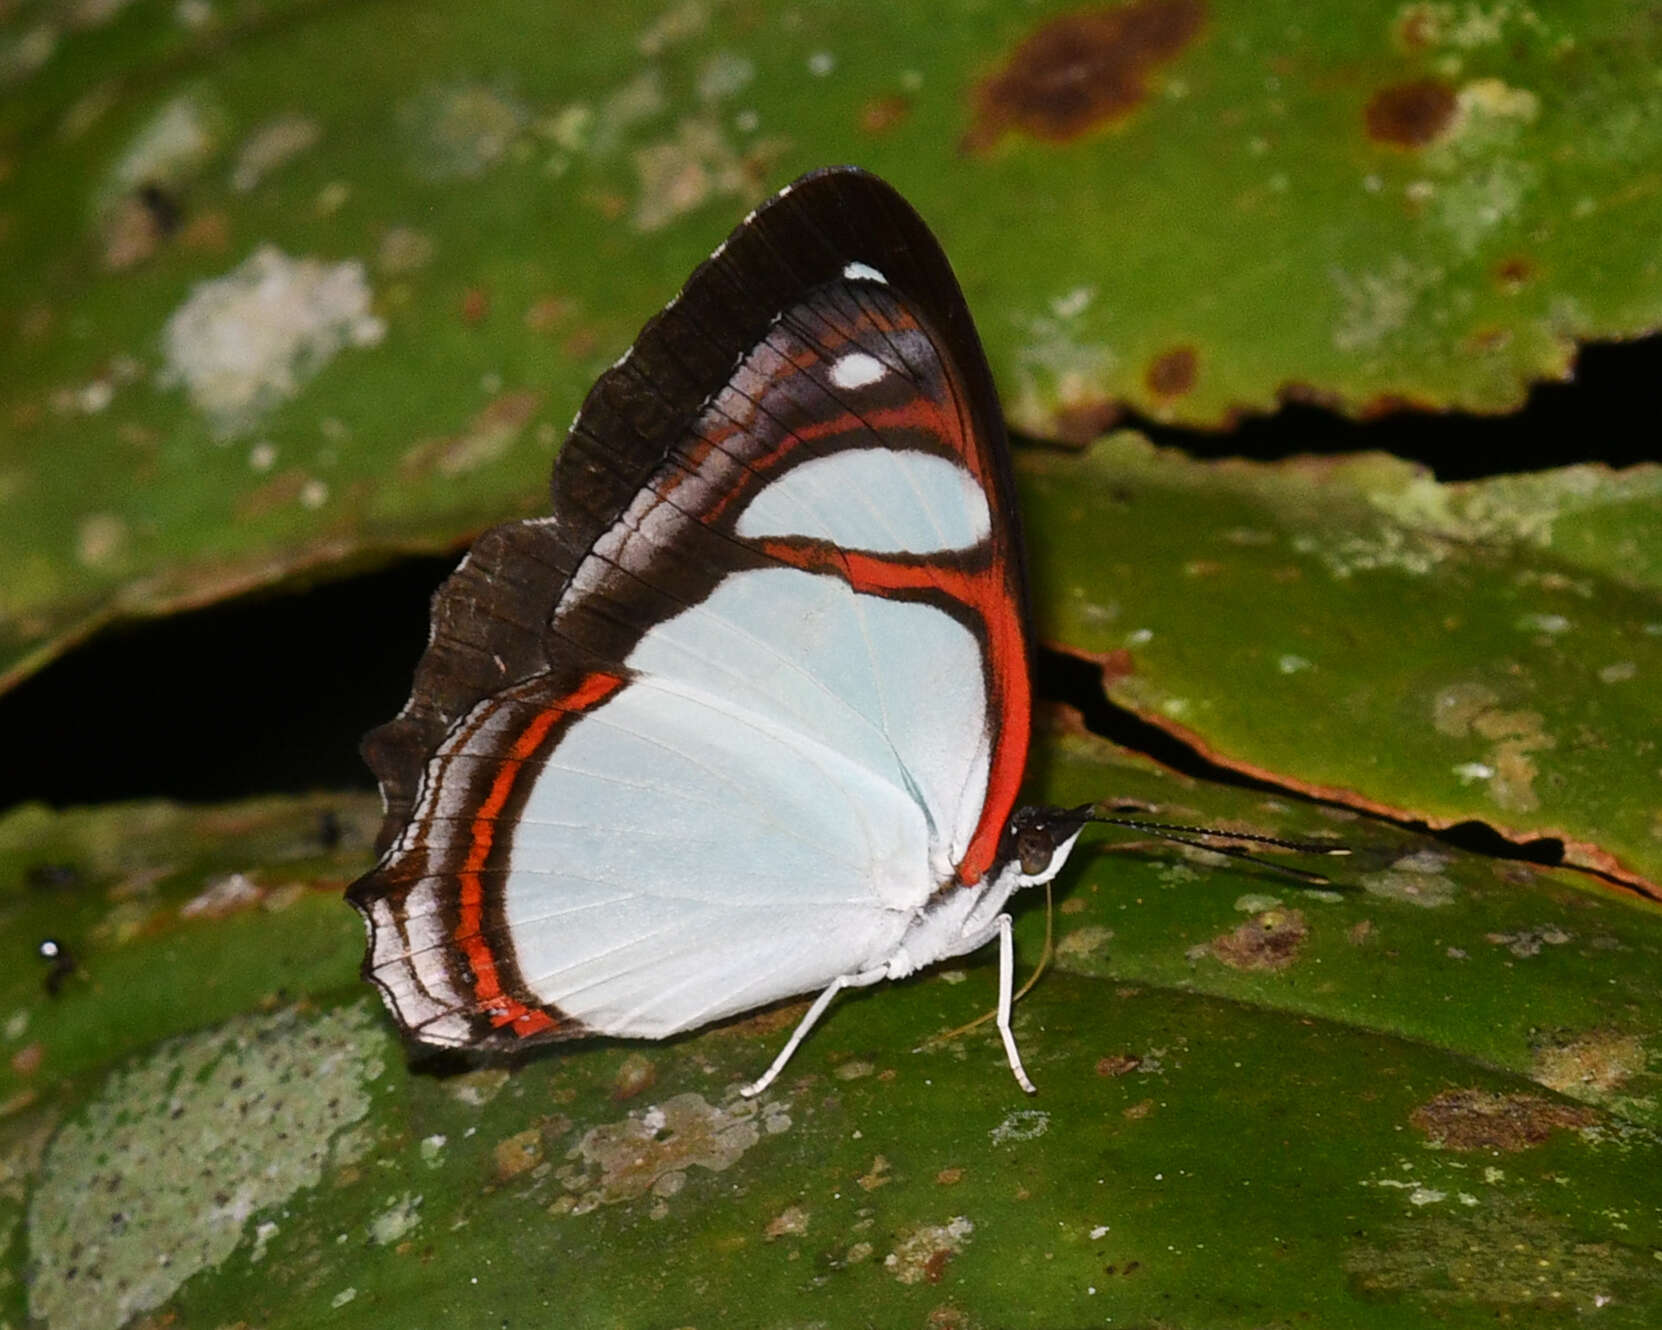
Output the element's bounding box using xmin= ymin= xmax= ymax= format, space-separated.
xmin=349 ymin=167 xmax=1034 ymax=1050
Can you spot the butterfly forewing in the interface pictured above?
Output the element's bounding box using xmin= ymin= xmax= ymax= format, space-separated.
xmin=349 ymin=168 xmax=1034 ymax=1051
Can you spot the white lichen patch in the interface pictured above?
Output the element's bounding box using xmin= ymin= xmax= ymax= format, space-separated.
xmin=1330 ymin=254 xmax=1444 ymax=354
xmin=1006 ymin=303 xmax=1118 ymax=438
xmin=376 ymin=226 xmax=436 ymax=274
xmin=1361 ymin=854 xmax=1459 ymax=909
xmin=178 ymin=870 xmax=261 ymax=918
xmin=27 ymin=1004 xmax=385 ymax=1330
xmin=885 ymin=1216 xmax=974 ymax=1284
xmin=630 ymin=115 xmax=762 ymax=232
xmin=637 ymin=0 xmax=708 ymax=56
xmin=1055 ymin=925 xmax=1114 ymax=962
xmin=1429 ymin=682 xmax=1554 ymax=812
xmin=367 ymin=1192 xmax=421 ymax=1246
xmin=230 ymin=113 xmax=321 ymax=192
xmin=397 ymin=82 xmax=528 ymax=181
xmin=100 ymin=90 xmax=228 ymax=212
xmin=557 ymin=1093 xmax=763 ymax=1213
xmin=696 ymin=50 xmax=755 ymax=103
xmin=158 ymin=245 xmax=384 ymax=436
xmin=1 ymin=23 xmax=59 ymax=85
xmin=1486 ymin=925 xmax=1570 ymax=959
xmin=1393 ymin=2 xmax=1548 ymax=51
xmin=989 ymin=1109 xmax=1050 ymax=1145
xmin=1415 ymin=79 xmax=1541 ymax=254
xmin=75 ymin=512 xmax=128 ymax=569
xmin=443 ymin=1067 xmax=509 ymax=1106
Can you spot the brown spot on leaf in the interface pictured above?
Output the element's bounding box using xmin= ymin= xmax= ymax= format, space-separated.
xmin=1410 ymin=1089 xmax=1598 ymax=1151
xmin=765 ymin=1204 xmax=809 ymax=1239
xmin=493 ymin=1127 xmax=543 ymax=1179
xmin=1210 ymin=907 xmax=1307 ymax=971
xmin=1394 ymin=4 xmax=1441 ymax=50
xmin=1532 ymin=1030 xmax=1645 ymax=1096
xmin=235 ymin=469 xmax=311 ymax=520
xmin=1494 ymin=255 xmax=1534 ymax=292
xmin=179 ymin=209 xmax=229 ymax=254
xmin=524 ymin=294 xmax=575 ymax=332
xmin=610 ymin=1052 xmax=656 ymax=1101
xmin=400 ymin=390 xmax=542 ymax=479
xmin=964 ymin=0 xmax=1208 ymax=153
xmin=1096 ymin=1053 xmax=1141 ymax=1076
xmin=859 ymin=94 xmax=912 ymax=135
xmin=886 ymin=1217 xmax=974 ymax=1285
xmin=1145 ymin=345 xmax=1197 ymax=398
xmin=460 ymin=287 xmax=490 ymax=324
xmin=1364 ymin=78 xmax=1457 ymax=147
xmin=1051 ymin=397 xmax=1122 ymax=444
xmin=1096 ymin=647 xmax=1137 ymax=687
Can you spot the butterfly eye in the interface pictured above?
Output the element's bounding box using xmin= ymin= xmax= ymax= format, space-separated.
xmin=1017 ymin=828 xmax=1054 ymax=878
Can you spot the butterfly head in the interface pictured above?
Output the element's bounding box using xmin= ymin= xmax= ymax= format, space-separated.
xmin=1003 ymin=803 xmax=1094 ymax=888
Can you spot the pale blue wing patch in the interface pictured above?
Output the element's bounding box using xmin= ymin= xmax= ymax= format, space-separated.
xmin=500 ymin=567 xmax=992 ymax=1038
xmin=734 ymin=449 xmax=991 ymax=555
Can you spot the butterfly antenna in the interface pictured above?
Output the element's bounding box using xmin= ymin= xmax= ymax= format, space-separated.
xmin=1085 ymin=811 xmax=1350 ymax=886
xmin=919 ymin=881 xmax=1054 ymax=1049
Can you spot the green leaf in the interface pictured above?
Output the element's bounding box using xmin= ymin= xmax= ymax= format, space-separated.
xmin=4 ymin=762 xmax=1660 ymax=1327
xmin=6 ymin=0 xmax=1662 ymax=686
xmin=1023 ymin=435 xmax=1662 ymax=897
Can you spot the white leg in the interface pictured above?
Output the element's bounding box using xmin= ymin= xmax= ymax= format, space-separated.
xmin=741 ymin=965 xmax=887 ymax=1098
xmin=996 ymin=913 xmax=1037 ymax=1095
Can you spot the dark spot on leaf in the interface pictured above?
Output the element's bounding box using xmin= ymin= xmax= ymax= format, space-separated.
xmin=1145 ymin=345 xmax=1197 ymax=398
xmin=859 ymin=94 xmax=912 ymax=135
xmin=316 ymin=809 xmax=343 ymax=851
xmin=1364 ymin=78 xmax=1457 ymax=147
xmin=137 ymin=183 xmax=184 ymax=237
xmin=1210 ymin=908 xmax=1307 ymax=971
xmin=1052 ymin=398 xmax=1122 ymax=444
xmin=1410 ymin=1089 xmax=1598 ymax=1151
xmin=26 ymin=862 xmax=81 ymax=890
xmin=1494 ymin=255 xmax=1534 ymax=291
xmin=964 ymin=0 xmax=1208 ymax=153
xmin=922 ymin=1247 xmax=953 ymax=1284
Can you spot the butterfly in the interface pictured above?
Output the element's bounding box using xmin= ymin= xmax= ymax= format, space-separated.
xmin=348 ymin=166 xmax=1095 ymax=1097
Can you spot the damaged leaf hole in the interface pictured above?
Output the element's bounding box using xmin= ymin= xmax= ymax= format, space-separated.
xmin=1030 ymin=334 xmax=1662 ymax=482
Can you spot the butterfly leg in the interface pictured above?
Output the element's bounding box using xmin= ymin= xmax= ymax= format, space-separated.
xmin=996 ymin=912 xmax=1038 ymax=1095
xmin=741 ymin=964 xmax=889 ymax=1098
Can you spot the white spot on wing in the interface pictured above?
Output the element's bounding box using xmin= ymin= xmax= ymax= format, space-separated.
xmin=829 ymin=351 xmax=886 ymax=390
xmin=842 ymin=261 xmax=888 ymax=284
